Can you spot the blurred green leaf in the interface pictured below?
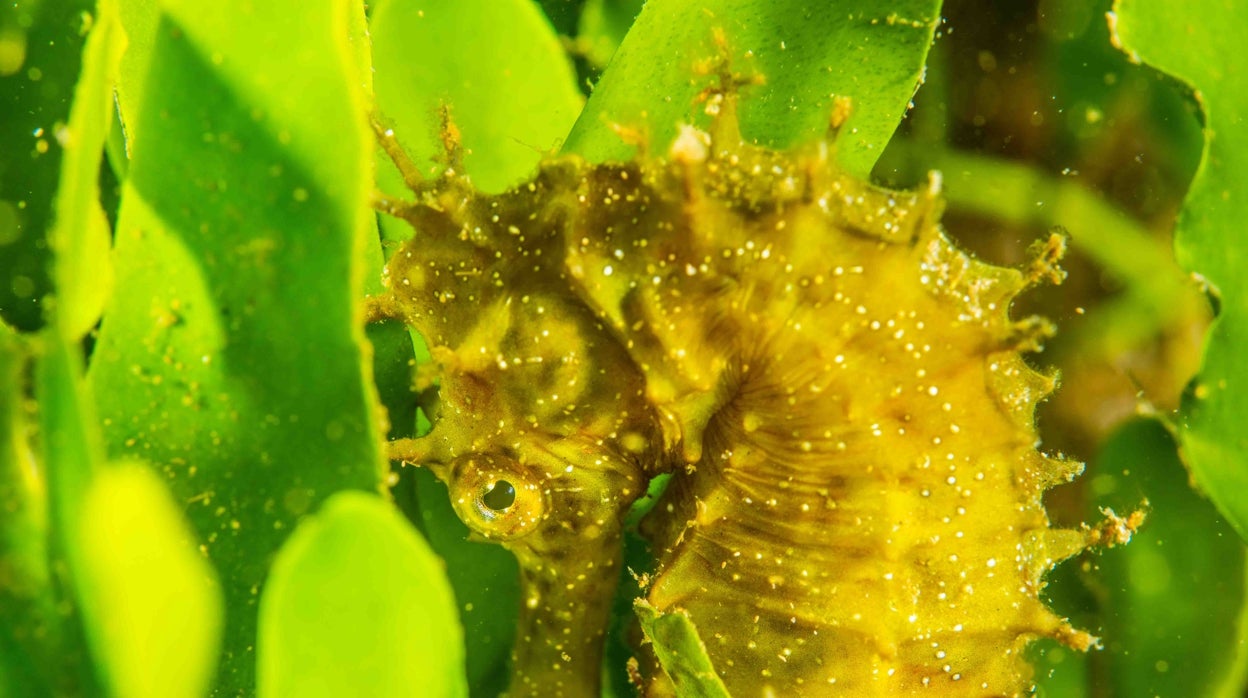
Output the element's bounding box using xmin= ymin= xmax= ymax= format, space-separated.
xmin=0 ymin=0 xmax=94 ymax=331
xmin=634 ymin=600 xmax=730 ymax=698
xmin=257 ymin=490 xmax=466 ymax=698
xmin=1086 ymin=419 xmax=1248 ymax=696
xmin=577 ymin=0 xmax=643 ymax=69
xmin=36 ymin=322 xmax=104 ymax=696
xmin=563 ymin=0 xmax=941 ymax=176
xmin=75 ymin=463 xmax=223 ymax=698
xmin=1111 ymin=1 xmax=1248 ymax=539
xmin=370 ymin=0 xmax=583 ymax=195
xmin=46 ymin=0 xmax=122 ymax=340
xmin=87 ymin=0 xmax=384 ymax=691
xmin=0 ymin=324 xmax=58 ymax=697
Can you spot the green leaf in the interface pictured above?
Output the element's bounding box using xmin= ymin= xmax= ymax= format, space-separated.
xmin=577 ymin=0 xmax=644 ymax=69
xmin=257 ymin=491 xmax=466 ymax=698
xmin=0 ymin=0 xmax=95 ymax=332
xmin=48 ymin=0 xmax=123 ymax=339
xmin=634 ymin=599 xmax=731 ymax=698
xmin=87 ymin=0 xmax=385 ymax=691
xmin=0 ymin=325 xmax=58 ymax=696
xmin=75 ymin=463 xmax=224 ymax=698
xmin=1110 ymin=1 xmax=1248 ymax=539
xmin=115 ymin=0 xmax=157 ymax=144
xmin=563 ymin=0 xmax=941 ymax=176
xmin=36 ymin=323 xmax=105 ymax=696
xmin=1085 ymin=419 xmax=1248 ymax=696
xmin=370 ymin=0 xmax=583 ymax=195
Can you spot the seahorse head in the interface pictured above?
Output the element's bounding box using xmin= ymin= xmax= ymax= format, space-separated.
xmin=379 ymin=170 xmax=666 ymax=695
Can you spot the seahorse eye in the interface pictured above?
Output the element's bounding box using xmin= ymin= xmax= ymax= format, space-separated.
xmin=449 ymin=453 xmax=547 ymax=541
xmin=481 ymin=479 xmax=516 ymax=512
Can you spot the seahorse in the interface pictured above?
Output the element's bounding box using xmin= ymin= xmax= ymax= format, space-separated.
xmin=367 ymin=71 xmax=1136 ymax=697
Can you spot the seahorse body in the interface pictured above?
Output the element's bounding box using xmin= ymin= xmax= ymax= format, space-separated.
xmin=377 ymin=102 xmax=1104 ymax=696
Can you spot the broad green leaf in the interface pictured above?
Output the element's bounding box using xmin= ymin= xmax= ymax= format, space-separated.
xmin=1111 ymin=1 xmax=1248 ymax=539
xmin=563 ymin=0 xmax=942 ymax=176
xmin=87 ymin=0 xmax=384 ymax=691
xmin=370 ymin=0 xmax=583 ymax=195
xmin=75 ymin=463 xmax=224 ymax=698
xmin=47 ymin=0 xmax=123 ymax=339
xmin=257 ymin=491 xmax=466 ymax=698
xmin=577 ymin=0 xmax=644 ymax=69
xmin=1086 ymin=419 xmax=1248 ymax=696
xmin=0 ymin=325 xmax=58 ymax=697
xmin=115 ymin=0 xmax=157 ymax=149
xmin=634 ymin=600 xmax=731 ymax=698
xmin=346 ymin=0 xmax=372 ymax=98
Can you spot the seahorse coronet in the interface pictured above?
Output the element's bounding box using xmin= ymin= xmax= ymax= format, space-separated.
xmin=375 ymin=92 xmax=1116 ymax=697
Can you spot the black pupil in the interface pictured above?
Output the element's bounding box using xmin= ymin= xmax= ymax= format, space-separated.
xmin=482 ymin=480 xmax=516 ymax=511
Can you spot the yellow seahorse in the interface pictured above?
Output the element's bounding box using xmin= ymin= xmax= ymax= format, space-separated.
xmin=367 ymin=70 xmax=1138 ymax=697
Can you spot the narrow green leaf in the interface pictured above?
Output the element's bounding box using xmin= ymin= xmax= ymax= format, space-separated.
xmin=48 ymin=0 xmax=124 ymax=339
xmin=563 ymin=0 xmax=941 ymax=176
xmin=634 ymin=599 xmax=731 ymax=698
xmin=88 ymin=0 xmax=384 ymax=691
xmin=1086 ymin=419 xmax=1248 ymax=696
xmin=1111 ymin=1 xmax=1248 ymax=539
xmin=75 ymin=463 xmax=224 ymax=698
xmin=370 ymin=0 xmax=583 ymax=196
xmin=36 ymin=324 xmax=105 ymax=696
xmin=258 ymin=491 xmax=466 ymax=698
xmin=0 ymin=326 xmax=57 ymax=697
